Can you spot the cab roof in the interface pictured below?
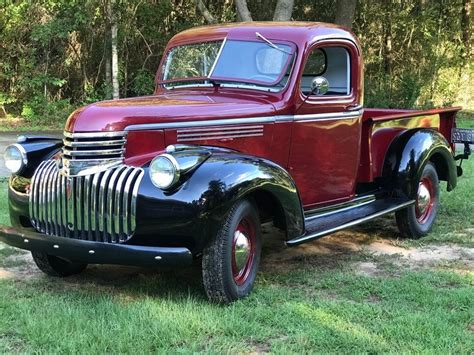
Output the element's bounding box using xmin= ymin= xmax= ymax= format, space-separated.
xmin=168 ymin=21 xmax=360 ymax=49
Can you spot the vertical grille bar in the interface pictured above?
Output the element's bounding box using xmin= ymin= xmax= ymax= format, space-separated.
xmin=90 ymin=172 xmax=101 ymax=239
xmin=76 ymin=176 xmax=83 ymax=238
xmin=84 ymin=175 xmax=91 ymax=240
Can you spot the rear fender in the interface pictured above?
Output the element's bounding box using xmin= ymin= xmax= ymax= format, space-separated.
xmin=382 ymin=129 xmax=457 ymax=198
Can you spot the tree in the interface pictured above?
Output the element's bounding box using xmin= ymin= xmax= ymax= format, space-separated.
xmin=334 ymin=0 xmax=357 ymax=29
xmin=197 ymin=0 xmax=294 ymax=23
xmin=110 ymin=0 xmax=119 ymax=99
xmin=195 ymin=0 xmax=217 ymax=24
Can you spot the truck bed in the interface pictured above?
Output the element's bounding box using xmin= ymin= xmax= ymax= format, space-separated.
xmin=357 ymin=106 xmax=462 ymax=183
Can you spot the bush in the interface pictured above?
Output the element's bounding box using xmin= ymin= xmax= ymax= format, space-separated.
xmin=21 ymin=96 xmax=74 ymax=127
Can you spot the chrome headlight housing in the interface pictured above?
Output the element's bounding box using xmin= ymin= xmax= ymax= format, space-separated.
xmin=149 ymin=154 xmax=180 ymax=189
xmin=4 ymin=144 xmax=28 ymax=174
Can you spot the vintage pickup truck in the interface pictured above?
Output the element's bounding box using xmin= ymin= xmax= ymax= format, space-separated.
xmin=1 ymin=22 xmax=473 ymax=303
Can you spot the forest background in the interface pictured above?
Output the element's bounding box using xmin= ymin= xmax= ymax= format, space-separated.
xmin=0 ymin=0 xmax=472 ymax=128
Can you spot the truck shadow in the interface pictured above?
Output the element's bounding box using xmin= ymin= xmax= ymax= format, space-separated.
xmin=36 ymin=215 xmax=403 ymax=301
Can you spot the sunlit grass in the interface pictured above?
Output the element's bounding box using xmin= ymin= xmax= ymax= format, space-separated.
xmin=0 ymin=119 xmax=472 ymax=352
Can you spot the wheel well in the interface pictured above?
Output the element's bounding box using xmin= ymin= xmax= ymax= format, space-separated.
xmin=246 ymin=190 xmax=287 ymax=233
xmin=429 ymin=152 xmax=449 ymax=181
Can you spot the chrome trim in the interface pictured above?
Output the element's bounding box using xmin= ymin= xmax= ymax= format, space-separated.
xmin=178 ymin=133 xmax=263 ymax=142
xmin=61 ymin=131 xmax=127 ymax=177
xmin=305 ymin=194 xmax=376 ymax=220
xmin=149 ymin=154 xmax=181 ymax=189
xmin=207 ymin=37 xmax=227 ymax=77
xmin=29 ymin=161 xmax=143 ymax=244
xmin=124 ymin=110 xmax=363 ymax=131
xmin=63 ymin=148 xmax=124 ymax=156
xmin=5 ymin=143 xmax=28 ymax=174
xmin=63 ymin=139 xmax=127 ymax=147
xmin=64 ymin=131 xmax=126 ymax=138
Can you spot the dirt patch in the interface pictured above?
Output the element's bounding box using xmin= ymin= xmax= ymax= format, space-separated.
xmin=260 ymin=224 xmax=473 ymax=276
xmin=1 ymin=224 xmax=472 ymax=283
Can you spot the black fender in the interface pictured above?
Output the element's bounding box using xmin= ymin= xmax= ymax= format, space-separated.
xmin=382 ymin=129 xmax=457 ymax=198
xmin=13 ymin=136 xmax=63 ymax=178
xmin=134 ymin=150 xmax=304 ymax=253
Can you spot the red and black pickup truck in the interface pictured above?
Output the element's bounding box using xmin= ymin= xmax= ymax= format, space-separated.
xmin=1 ymin=22 xmax=473 ymax=303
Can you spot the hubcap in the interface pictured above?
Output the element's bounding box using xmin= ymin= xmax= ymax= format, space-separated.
xmin=416 ymin=177 xmax=434 ymax=224
xmin=233 ymin=231 xmax=251 ymax=271
xmin=232 ymin=217 xmax=255 ymax=285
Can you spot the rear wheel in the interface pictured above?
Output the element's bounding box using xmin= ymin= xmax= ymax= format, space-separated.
xmin=202 ymin=199 xmax=261 ymax=304
xmin=395 ymin=162 xmax=439 ymax=238
xmin=32 ymin=252 xmax=87 ymax=277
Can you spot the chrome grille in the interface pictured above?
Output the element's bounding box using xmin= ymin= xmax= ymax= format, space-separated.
xmin=62 ymin=131 xmax=127 ymax=176
xmin=29 ymin=160 xmax=144 ymax=243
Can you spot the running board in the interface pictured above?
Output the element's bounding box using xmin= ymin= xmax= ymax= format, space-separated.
xmin=287 ymin=198 xmax=415 ymax=246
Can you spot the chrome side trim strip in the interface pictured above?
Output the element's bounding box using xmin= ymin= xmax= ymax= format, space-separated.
xmin=305 ymin=194 xmax=376 ymax=221
xmin=124 ymin=110 xmax=362 ymax=131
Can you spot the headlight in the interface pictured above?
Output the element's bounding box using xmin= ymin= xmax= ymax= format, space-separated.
xmin=149 ymin=154 xmax=180 ymax=189
xmin=4 ymin=144 xmax=27 ymax=174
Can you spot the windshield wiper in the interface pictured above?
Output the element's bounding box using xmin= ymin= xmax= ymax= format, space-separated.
xmin=255 ymin=32 xmax=292 ymax=55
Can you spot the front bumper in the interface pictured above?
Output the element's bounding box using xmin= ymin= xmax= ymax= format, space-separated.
xmin=0 ymin=225 xmax=193 ymax=267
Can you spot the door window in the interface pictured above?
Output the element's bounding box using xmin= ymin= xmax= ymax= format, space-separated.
xmin=300 ymin=46 xmax=351 ymax=96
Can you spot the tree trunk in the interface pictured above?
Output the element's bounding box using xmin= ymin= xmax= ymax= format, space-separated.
xmin=334 ymin=0 xmax=357 ymax=29
xmin=273 ymin=0 xmax=294 ymax=21
xmin=110 ymin=0 xmax=119 ymax=100
xmin=235 ymin=0 xmax=252 ymax=22
xmin=195 ymin=0 xmax=217 ymax=24
xmin=461 ymin=0 xmax=472 ymax=67
xmin=105 ymin=55 xmax=112 ymax=99
xmin=0 ymin=106 xmax=6 ymax=118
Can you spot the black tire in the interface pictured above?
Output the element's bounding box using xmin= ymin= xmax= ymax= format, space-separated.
xmin=395 ymin=162 xmax=440 ymax=239
xmin=202 ymin=199 xmax=262 ymax=304
xmin=32 ymin=252 xmax=87 ymax=277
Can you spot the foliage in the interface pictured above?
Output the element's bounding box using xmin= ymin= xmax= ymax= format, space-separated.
xmin=0 ymin=0 xmax=472 ymax=127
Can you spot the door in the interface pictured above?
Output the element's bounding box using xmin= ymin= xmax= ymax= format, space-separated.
xmin=288 ymin=41 xmax=363 ymax=209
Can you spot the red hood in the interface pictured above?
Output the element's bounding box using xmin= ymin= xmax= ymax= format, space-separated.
xmin=65 ymin=91 xmax=277 ymax=132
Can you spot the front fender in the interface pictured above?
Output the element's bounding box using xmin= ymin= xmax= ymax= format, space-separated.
xmin=13 ymin=136 xmax=63 ymax=178
xmin=135 ymin=151 xmax=304 ymax=252
xmin=382 ymin=129 xmax=457 ymax=198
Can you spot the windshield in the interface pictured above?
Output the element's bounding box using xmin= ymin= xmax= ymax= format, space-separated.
xmin=161 ymin=39 xmax=294 ymax=91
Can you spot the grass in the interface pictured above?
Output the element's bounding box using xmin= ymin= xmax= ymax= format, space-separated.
xmin=0 ymin=120 xmax=473 ymax=352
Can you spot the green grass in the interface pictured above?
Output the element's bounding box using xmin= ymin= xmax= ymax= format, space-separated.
xmin=0 ymin=121 xmax=473 ymax=352
xmin=0 ymin=261 xmax=472 ymax=353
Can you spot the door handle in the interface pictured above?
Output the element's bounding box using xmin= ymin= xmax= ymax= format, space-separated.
xmin=345 ymin=104 xmax=363 ymax=111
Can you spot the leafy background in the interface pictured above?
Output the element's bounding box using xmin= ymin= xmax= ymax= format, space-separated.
xmin=0 ymin=0 xmax=472 ymax=127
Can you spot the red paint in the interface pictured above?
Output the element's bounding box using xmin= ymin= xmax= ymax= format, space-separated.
xmin=64 ymin=22 xmax=462 ymax=211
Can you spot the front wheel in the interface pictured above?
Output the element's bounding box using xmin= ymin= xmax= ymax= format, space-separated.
xmin=32 ymin=252 xmax=88 ymax=277
xmin=395 ymin=162 xmax=440 ymax=239
xmin=202 ymin=199 xmax=262 ymax=304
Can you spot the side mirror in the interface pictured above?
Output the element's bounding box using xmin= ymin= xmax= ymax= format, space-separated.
xmin=310 ymin=76 xmax=329 ymax=96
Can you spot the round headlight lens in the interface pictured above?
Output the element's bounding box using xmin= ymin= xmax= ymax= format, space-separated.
xmin=149 ymin=154 xmax=180 ymax=189
xmin=4 ymin=144 xmax=27 ymax=174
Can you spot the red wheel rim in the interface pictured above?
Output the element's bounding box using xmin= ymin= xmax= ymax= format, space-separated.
xmin=415 ymin=177 xmax=435 ymax=224
xmin=231 ymin=217 xmax=256 ymax=286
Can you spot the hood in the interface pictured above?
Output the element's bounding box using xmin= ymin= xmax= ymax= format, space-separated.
xmin=65 ymin=91 xmax=277 ymax=132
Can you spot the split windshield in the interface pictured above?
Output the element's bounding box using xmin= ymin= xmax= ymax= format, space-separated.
xmin=161 ymin=39 xmax=294 ymax=91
